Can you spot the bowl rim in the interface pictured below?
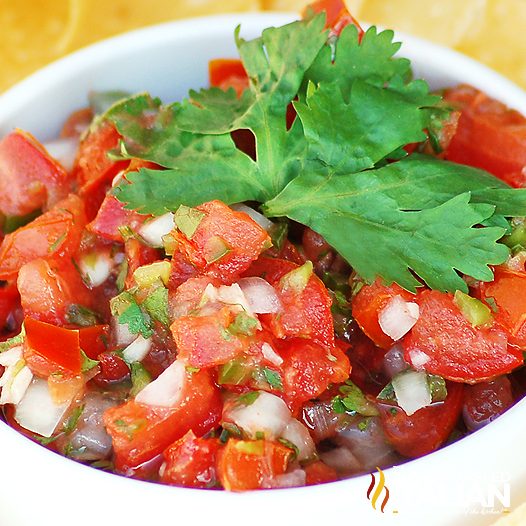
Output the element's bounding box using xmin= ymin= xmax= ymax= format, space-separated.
xmin=1 ymin=11 xmax=526 ymax=524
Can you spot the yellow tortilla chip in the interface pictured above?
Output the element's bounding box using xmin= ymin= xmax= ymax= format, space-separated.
xmin=0 ymin=0 xmax=77 ymax=92
xmin=65 ymin=0 xmax=259 ymax=49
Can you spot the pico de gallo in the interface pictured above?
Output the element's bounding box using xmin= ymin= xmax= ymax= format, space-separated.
xmin=1 ymin=0 xmax=526 ymax=491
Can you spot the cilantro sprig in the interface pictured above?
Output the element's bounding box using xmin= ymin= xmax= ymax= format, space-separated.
xmin=108 ymin=14 xmax=526 ymax=292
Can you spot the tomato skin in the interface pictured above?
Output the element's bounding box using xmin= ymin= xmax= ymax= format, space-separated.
xmin=444 ymin=84 xmax=526 ymax=187
xmin=93 ymin=353 xmax=130 ymax=386
xmin=352 ymin=279 xmax=416 ymax=349
xmin=175 ymin=200 xmax=271 ymax=285
xmin=171 ymin=307 xmax=249 ymax=368
xmin=209 ymin=59 xmax=248 ymax=97
xmin=403 ymin=290 xmax=522 ymax=383
xmin=17 ymin=258 xmax=93 ymax=325
xmin=24 ymin=317 xmax=81 ymax=376
xmin=87 ymin=195 xmax=135 ymax=242
xmin=303 ymin=0 xmax=364 ymax=38
xmin=216 ymin=439 xmax=292 ymax=491
xmin=77 ymin=324 xmax=109 ymax=360
xmin=0 ymin=130 xmax=72 ymax=217
xmin=276 ymin=338 xmax=350 ymax=412
xmin=478 ymin=268 xmax=526 ymax=347
xmin=104 ymin=368 xmax=222 ymax=472
xmin=161 ymin=430 xmax=221 ymax=488
xmin=377 ymin=381 xmax=464 ymax=458
xmin=304 ymin=461 xmax=338 ymax=485
xmin=0 ymin=194 xmax=86 ymax=280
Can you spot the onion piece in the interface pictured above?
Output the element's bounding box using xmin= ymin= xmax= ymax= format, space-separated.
xmin=231 ymin=203 xmax=274 ymax=231
xmin=122 ymin=335 xmax=152 ymax=364
xmin=383 ymin=345 xmax=409 ymax=379
xmin=261 ymin=342 xmax=283 ymax=366
xmin=112 ymin=316 xmax=136 ymax=346
xmin=139 ymin=213 xmax=175 ymax=247
xmin=43 ymin=137 xmax=78 ymax=172
xmin=224 ymin=391 xmax=291 ymax=440
xmin=0 ymin=346 xmax=34 ymax=405
xmin=391 ymin=370 xmax=432 ymax=416
xmin=15 ymin=378 xmax=72 ymax=437
xmin=408 ymin=349 xmax=431 ymax=370
xmin=238 ymin=277 xmax=282 ymax=314
xmin=216 ymin=283 xmax=253 ymax=314
xmin=280 ymin=419 xmax=315 ymax=461
xmin=378 ymin=295 xmax=419 ymax=341
xmin=320 ymin=447 xmax=361 ymax=474
xmin=264 ymin=469 xmax=306 ymax=489
xmin=79 ymin=251 xmax=113 ymax=288
xmin=135 ymin=360 xmax=185 ymax=407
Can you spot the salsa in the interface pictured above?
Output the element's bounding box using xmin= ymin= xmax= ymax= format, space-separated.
xmin=1 ymin=0 xmax=526 ymax=490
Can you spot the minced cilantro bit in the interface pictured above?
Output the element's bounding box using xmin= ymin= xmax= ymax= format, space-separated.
xmin=332 ymin=380 xmax=379 ymax=416
xmin=142 ymin=286 xmax=170 ymax=326
xmin=261 ymin=367 xmax=284 ymax=391
xmin=80 ymin=350 xmax=99 ymax=373
xmin=357 ymin=419 xmax=370 ymax=432
xmin=453 ymin=290 xmax=492 ymax=327
xmin=66 ymin=304 xmax=99 ymax=327
xmin=185 ymin=366 xmax=201 ymax=375
xmin=63 ymin=404 xmax=85 ymax=434
xmin=377 ymin=382 xmax=396 ymax=402
xmin=279 ymin=261 xmax=313 ymax=294
xmin=48 ymin=233 xmax=66 ymax=254
xmin=113 ymin=294 xmax=153 ymax=338
xmin=237 ymin=391 xmax=260 ymax=406
xmin=228 ymin=312 xmax=258 ymax=337
xmin=114 ymin=418 xmax=146 ymax=441
xmin=278 ymin=438 xmax=299 ymax=460
xmin=269 ymin=221 xmax=288 ymax=251
xmin=130 ymin=362 xmax=152 ymax=397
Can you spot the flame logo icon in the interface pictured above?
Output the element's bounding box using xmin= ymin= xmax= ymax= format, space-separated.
xmin=367 ymin=467 xmax=390 ymax=513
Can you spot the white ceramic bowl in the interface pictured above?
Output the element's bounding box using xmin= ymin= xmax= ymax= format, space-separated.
xmin=1 ymin=13 xmax=526 ymax=526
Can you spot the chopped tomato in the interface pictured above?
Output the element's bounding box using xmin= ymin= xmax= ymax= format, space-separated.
xmin=444 ymin=84 xmax=526 ymax=187
xmin=0 ymin=283 xmax=21 ymax=332
xmin=87 ymin=195 xmax=137 ymax=242
xmin=0 ymin=194 xmax=86 ymax=280
xmin=17 ymin=258 xmax=93 ymax=325
xmin=104 ymin=368 xmax=222 ymax=472
xmin=24 ymin=317 xmax=81 ymax=376
xmin=216 ymin=439 xmax=292 ymax=491
xmin=0 ymin=130 xmax=72 ymax=217
xmin=171 ymin=307 xmax=249 ymax=368
xmin=304 ymin=461 xmax=338 ymax=485
xmin=124 ymin=238 xmax=161 ymax=289
xmin=78 ymin=324 xmax=109 ymax=359
xmin=377 ymin=381 xmax=464 ymax=458
xmin=175 ymin=200 xmax=271 ymax=284
xmin=209 ymin=58 xmax=248 ymax=97
xmin=265 ymin=239 xmax=306 ymax=265
xmin=246 ymin=257 xmax=335 ymax=347
xmin=352 ymin=279 xmax=416 ymax=349
xmin=60 ymin=108 xmax=93 ymax=139
xmin=303 ymin=0 xmax=364 ymax=38
xmin=478 ymin=268 xmax=526 ymax=347
xmin=276 ymin=338 xmax=350 ymax=411
xmin=168 ymin=276 xmax=219 ymax=319
xmin=161 ymin=430 xmax=221 ymax=488
xmin=403 ymin=290 xmax=522 ymax=383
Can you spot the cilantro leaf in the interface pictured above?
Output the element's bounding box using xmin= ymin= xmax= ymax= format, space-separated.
xmin=264 ymin=160 xmax=509 ymax=292
xmin=142 ymin=286 xmax=169 ymax=327
xmin=118 ymin=302 xmax=153 ymax=338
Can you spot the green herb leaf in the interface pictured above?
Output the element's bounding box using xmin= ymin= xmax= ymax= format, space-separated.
xmin=332 ymin=380 xmax=379 ymax=416
xmin=0 ymin=326 xmax=25 ymax=353
xmin=118 ymin=301 xmax=153 ymax=338
xmin=228 ymin=312 xmax=259 ymax=336
xmin=63 ymin=404 xmax=85 ymax=434
xmin=237 ymin=391 xmax=260 ymax=406
xmin=262 ymin=367 xmax=284 ymax=391
xmin=65 ymin=304 xmax=99 ymax=327
xmin=130 ymin=362 xmax=152 ymax=397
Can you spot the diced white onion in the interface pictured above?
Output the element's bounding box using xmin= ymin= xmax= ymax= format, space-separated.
xmin=15 ymin=378 xmax=72 ymax=437
xmin=408 ymin=349 xmax=431 ymax=370
xmin=265 ymin=469 xmax=306 ymax=489
xmin=122 ymin=335 xmax=152 ymax=364
xmin=238 ymin=277 xmax=282 ymax=314
xmin=112 ymin=317 xmax=137 ymax=346
xmin=43 ymin=137 xmax=78 ymax=172
xmin=391 ymin=370 xmax=432 ymax=416
xmin=224 ymin=391 xmax=291 ymax=440
xmin=139 ymin=213 xmax=175 ymax=247
xmin=0 ymin=347 xmax=34 ymax=405
xmin=231 ymin=203 xmax=274 ymax=231
xmin=280 ymin=419 xmax=315 ymax=461
xmin=216 ymin=283 xmax=253 ymax=314
xmin=79 ymin=251 xmax=113 ymax=288
xmin=0 ymin=346 xmax=24 ymax=367
xmin=378 ymin=296 xmax=420 ymax=341
xmin=261 ymin=342 xmax=283 ymax=366
xmin=135 ymin=360 xmax=185 ymax=407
